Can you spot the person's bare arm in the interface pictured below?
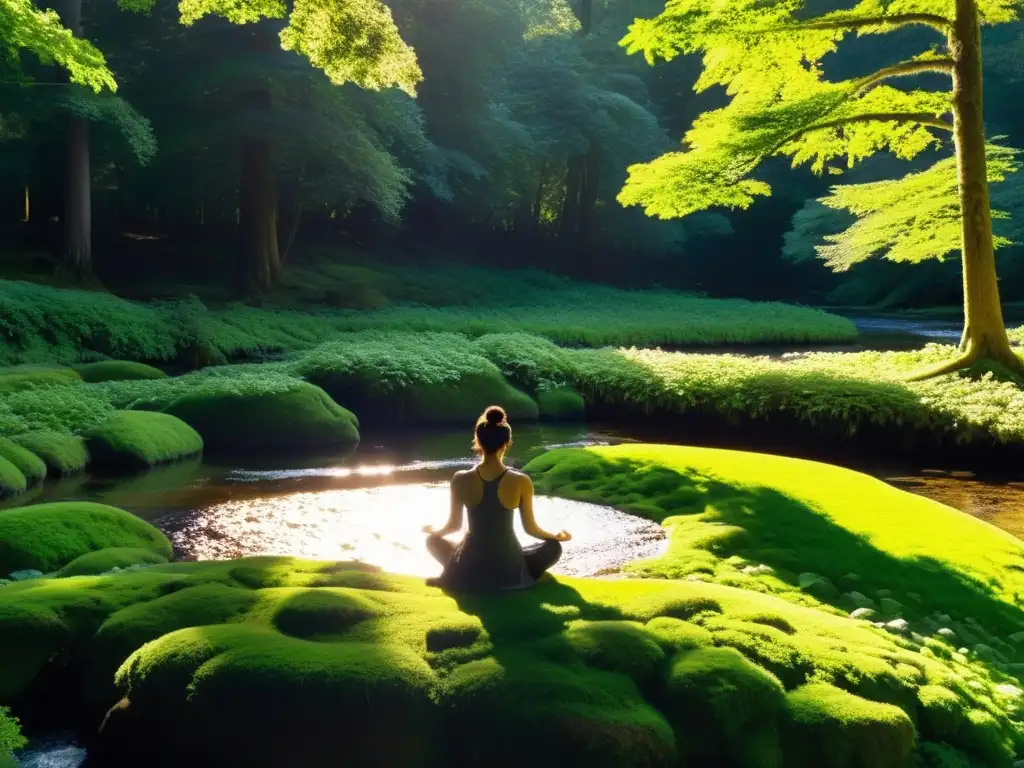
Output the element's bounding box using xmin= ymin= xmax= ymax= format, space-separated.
xmin=423 ymin=474 xmax=464 ymax=536
xmin=518 ymin=475 xmax=571 ymax=542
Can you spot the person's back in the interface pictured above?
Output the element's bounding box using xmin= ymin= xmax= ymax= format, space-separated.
xmin=422 ymin=406 xmax=571 ymax=591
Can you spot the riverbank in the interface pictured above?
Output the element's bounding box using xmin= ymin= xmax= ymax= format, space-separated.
xmin=3 ymin=444 xmax=1024 ymax=767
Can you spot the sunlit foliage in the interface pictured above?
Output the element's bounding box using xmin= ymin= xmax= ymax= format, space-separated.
xmin=616 ymin=0 xmax=993 ymax=218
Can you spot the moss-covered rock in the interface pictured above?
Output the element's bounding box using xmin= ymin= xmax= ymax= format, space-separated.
xmin=0 ymin=501 xmax=171 ymax=576
xmin=12 ymin=431 xmax=89 ymax=475
xmin=0 ymin=457 xmax=27 ymax=499
xmin=162 ymin=381 xmax=359 ymax=450
xmin=73 ymin=361 xmax=168 ymax=383
xmin=0 ymin=437 xmax=46 ymax=486
xmin=0 ymin=365 xmax=81 ymax=393
xmin=59 ymin=547 xmax=170 ymax=577
xmin=0 ymin=554 xmax=1009 ymax=768
xmin=782 ymin=683 xmax=915 ymax=768
xmin=537 ymin=388 xmax=586 ymax=421
xmin=85 ymin=411 xmax=203 ymax=472
xmin=405 ymin=371 xmax=539 ymax=423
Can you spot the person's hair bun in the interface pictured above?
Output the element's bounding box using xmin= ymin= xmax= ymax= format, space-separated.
xmin=484 ymin=406 xmax=507 ymax=426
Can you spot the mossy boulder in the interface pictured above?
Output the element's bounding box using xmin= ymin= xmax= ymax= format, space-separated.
xmin=0 ymin=501 xmax=171 ymax=575
xmin=0 ymin=365 xmax=81 ymax=393
xmin=12 ymin=431 xmax=89 ymax=475
xmin=0 ymin=437 xmax=46 ymax=486
xmin=73 ymin=361 xmax=167 ymax=383
xmin=782 ymin=683 xmax=914 ymax=768
xmin=296 ymin=337 xmax=539 ymax=424
xmin=59 ymin=547 xmax=170 ymax=577
xmin=537 ymin=388 xmax=586 ymax=421
xmin=162 ymin=381 xmax=359 ymax=450
xmin=85 ymin=411 xmax=203 ymax=472
xmin=0 ymin=558 xmax=1013 ymax=768
xmin=0 ymin=457 xmax=27 ymax=499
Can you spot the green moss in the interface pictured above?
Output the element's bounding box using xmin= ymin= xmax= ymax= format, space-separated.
xmin=526 ymin=445 xmax=1024 ymax=639
xmin=0 ymin=501 xmax=172 ymax=575
xmin=783 ymin=683 xmax=915 ymax=768
xmin=537 ymin=388 xmax=586 ymax=421
xmin=12 ymin=431 xmax=89 ymax=475
xmin=0 ymin=437 xmax=46 ymax=485
xmin=0 ymin=457 xmax=27 ymax=499
xmin=296 ymin=335 xmax=539 ymax=424
xmin=0 ymin=707 xmax=25 ymax=761
xmin=0 ymin=554 xmax=1016 ymax=767
xmin=59 ymin=547 xmax=170 ymax=577
xmin=85 ymin=411 xmax=203 ymax=471
xmin=0 ymin=365 xmax=81 ymax=392
xmin=74 ymin=360 xmax=168 ymax=382
xmin=163 ymin=381 xmax=359 ymax=450
xmin=665 ymin=646 xmax=786 ymax=765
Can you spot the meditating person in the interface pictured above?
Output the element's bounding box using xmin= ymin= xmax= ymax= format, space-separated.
xmin=423 ymin=405 xmax=571 ymax=591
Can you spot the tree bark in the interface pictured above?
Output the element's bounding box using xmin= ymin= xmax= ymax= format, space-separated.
xmin=60 ymin=0 xmax=92 ymax=278
xmin=238 ymin=130 xmax=280 ymax=295
xmin=914 ymin=0 xmax=1022 ymax=378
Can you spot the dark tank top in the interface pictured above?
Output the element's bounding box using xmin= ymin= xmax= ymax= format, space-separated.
xmin=444 ymin=469 xmax=532 ymax=591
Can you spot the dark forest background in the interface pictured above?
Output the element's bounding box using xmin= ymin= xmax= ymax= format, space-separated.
xmin=3 ymin=0 xmax=1024 ymax=307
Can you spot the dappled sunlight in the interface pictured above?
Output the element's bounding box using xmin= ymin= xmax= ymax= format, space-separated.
xmin=163 ymin=483 xmax=666 ymax=579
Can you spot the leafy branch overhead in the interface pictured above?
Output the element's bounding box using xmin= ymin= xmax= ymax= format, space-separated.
xmin=813 ymin=145 xmax=1022 ymax=270
xmin=615 ymin=0 xmax=1003 ymax=219
xmin=178 ymin=0 xmax=421 ymax=94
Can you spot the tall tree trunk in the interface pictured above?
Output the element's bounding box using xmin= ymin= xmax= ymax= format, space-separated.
xmin=917 ymin=0 xmax=1022 ymax=377
xmin=238 ymin=128 xmax=279 ymax=295
xmin=60 ymin=0 xmax=92 ymax=278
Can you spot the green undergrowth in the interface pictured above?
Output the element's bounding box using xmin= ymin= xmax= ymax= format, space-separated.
xmin=526 ymin=445 xmax=1024 ymax=641
xmin=0 ymin=707 xmax=24 ymax=766
xmin=0 ymin=276 xmax=855 ymax=368
xmin=1 ymin=556 xmax=1021 ymax=766
xmin=2 ymin=333 xmax=1022 ymax=464
xmin=58 ymin=547 xmax=170 ymax=577
xmin=0 ymin=439 xmax=45 ymax=486
xmin=0 ymin=501 xmax=171 ymax=576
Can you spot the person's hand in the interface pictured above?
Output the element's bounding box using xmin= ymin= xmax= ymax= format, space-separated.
xmin=553 ymin=530 xmax=572 ymax=542
xmin=422 ymin=525 xmax=436 ymax=535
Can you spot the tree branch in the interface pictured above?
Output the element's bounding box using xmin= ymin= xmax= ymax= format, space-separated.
xmin=793 ymin=13 xmax=952 ymax=33
xmin=857 ymin=59 xmax=954 ymax=92
xmin=802 ymin=112 xmax=954 ymax=135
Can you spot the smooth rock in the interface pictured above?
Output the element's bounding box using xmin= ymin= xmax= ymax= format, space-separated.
xmin=879 ymin=598 xmax=904 ymax=617
xmin=741 ymin=564 xmax=774 ymax=576
xmin=934 ymin=613 xmax=953 ymax=625
xmin=839 ymin=572 xmax=861 ymax=587
xmin=9 ymin=569 xmax=44 ymax=581
xmin=876 ymin=588 xmax=893 ymax=599
xmin=907 ymin=592 xmax=923 ymax=602
xmin=885 ymin=619 xmax=910 ymax=634
xmin=1009 ymin=631 xmax=1024 ymax=645
xmin=936 ymin=628 xmax=958 ymax=641
xmin=798 ymin=572 xmax=824 ymax=588
xmin=847 ymin=591 xmax=875 ymax=609
xmin=850 ymin=608 xmax=878 ymax=621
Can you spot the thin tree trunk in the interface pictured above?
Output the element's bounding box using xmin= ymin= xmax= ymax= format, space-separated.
xmin=60 ymin=0 xmax=91 ymax=278
xmin=532 ymin=159 xmax=547 ymax=237
xmin=238 ymin=131 xmax=279 ymax=294
xmin=915 ymin=0 xmax=1022 ymax=378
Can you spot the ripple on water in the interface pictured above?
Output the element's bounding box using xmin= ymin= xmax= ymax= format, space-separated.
xmin=160 ymin=483 xmax=666 ymax=578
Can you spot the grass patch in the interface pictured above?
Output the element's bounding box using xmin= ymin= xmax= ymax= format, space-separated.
xmin=85 ymin=411 xmax=203 ymax=471
xmin=0 ymin=556 xmax=1018 ymax=766
xmin=0 ymin=500 xmax=171 ymax=575
xmin=526 ymin=445 xmax=1024 ymax=640
xmin=0 ymin=459 xmax=25 ymax=499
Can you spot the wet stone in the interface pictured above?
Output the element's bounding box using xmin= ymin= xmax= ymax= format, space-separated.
xmin=849 ymin=608 xmax=878 ymax=621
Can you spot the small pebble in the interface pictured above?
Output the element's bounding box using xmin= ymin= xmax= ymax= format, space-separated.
xmin=9 ymin=569 xmax=44 ymax=581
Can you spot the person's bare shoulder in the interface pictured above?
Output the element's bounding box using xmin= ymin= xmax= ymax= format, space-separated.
xmin=506 ymin=468 xmax=533 ymax=487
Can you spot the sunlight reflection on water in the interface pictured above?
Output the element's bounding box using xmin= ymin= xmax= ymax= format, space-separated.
xmin=162 ymin=483 xmax=666 ymax=578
